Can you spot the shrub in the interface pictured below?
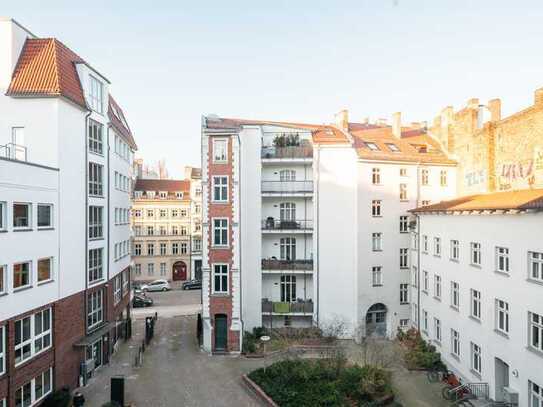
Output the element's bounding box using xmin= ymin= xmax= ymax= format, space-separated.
xmin=399 ymin=328 xmax=445 ymax=370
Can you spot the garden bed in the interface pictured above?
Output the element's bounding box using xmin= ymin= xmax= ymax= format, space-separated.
xmin=247 ymin=359 xmax=396 ymax=406
xmin=396 ymin=328 xmax=445 ymax=371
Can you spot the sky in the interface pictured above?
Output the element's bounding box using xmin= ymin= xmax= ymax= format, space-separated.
xmin=5 ymin=0 xmax=543 ymax=177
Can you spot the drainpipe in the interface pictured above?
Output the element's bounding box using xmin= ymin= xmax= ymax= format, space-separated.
xmin=235 ymin=132 xmax=243 ymax=351
xmin=416 ymin=213 xmax=421 ymax=332
xmin=84 ymin=110 xmax=91 ymax=336
xmin=315 ymin=145 xmax=320 ymax=328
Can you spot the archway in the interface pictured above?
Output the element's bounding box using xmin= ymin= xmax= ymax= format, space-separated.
xmin=172 ymin=261 xmax=187 ymax=281
xmin=365 ymin=303 xmax=387 ymax=338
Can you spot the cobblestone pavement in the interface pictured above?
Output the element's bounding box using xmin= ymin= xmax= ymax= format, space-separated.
xmin=81 ymin=315 xmax=266 ymax=407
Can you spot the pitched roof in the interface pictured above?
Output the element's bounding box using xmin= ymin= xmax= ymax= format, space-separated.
xmin=134 ymin=179 xmax=190 ymax=194
xmin=108 ymin=96 xmax=137 ymax=150
xmin=7 ymin=38 xmax=87 ymax=108
xmin=411 ymin=189 xmax=543 ymax=213
xmin=351 ymin=126 xmax=456 ymax=165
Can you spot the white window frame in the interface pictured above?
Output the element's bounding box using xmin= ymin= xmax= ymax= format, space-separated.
xmin=471 ymin=289 xmax=481 ymax=320
xmin=450 ymin=281 xmax=459 ymax=309
xmin=371 ymin=200 xmax=382 ymax=217
xmin=147 ymin=263 xmax=154 ymax=276
xmin=421 ymin=168 xmax=429 ymax=185
xmin=134 ymin=243 xmax=142 ymax=256
xmin=212 ymin=218 xmax=229 ymax=247
xmin=530 ymin=380 xmax=543 ymax=407
xmin=400 ymin=248 xmax=409 ymax=269
xmin=13 ymin=261 xmax=32 ymax=290
xmin=212 ymin=263 xmax=229 ymax=294
xmin=450 ymin=239 xmax=459 ymax=261
xmin=88 ymin=162 xmax=103 ymax=196
xmin=89 ymin=206 xmax=103 ymax=239
xmin=400 ymin=283 xmax=409 ymax=304
xmin=113 ymin=275 xmax=121 ymax=305
xmin=372 ymin=266 xmax=383 ymax=287
xmin=422 ymin=235 xmax=428 ymax=253
xmin=147 ymin=242 xmax=155 ymax=256
xmin=371 ymin=168 xmax=381 ymax=185
xmin=422 ymin=310 xmax=428 ymax=332
xmin=495 ymin=299 xmax=509 ymax=335
xmin=87 ymin=290 xmax=104 ymax=330
xmin=399 ymin=216 xmax=408 ymax=233
xmin=434 ymin=317 xmax=441 ymax=342
xmin=159 ymin=242 xmax=167 ymax=256
xmin=37 ymin=257 xmax=53 ymax=284
xmin=434 ymin=237 xmax=441 ymax=257
xmin=0 ymin=265 xmax=5 ymax=295
xmin=372 ymin=233 xmax=382 ymax=251
xmin=529 ymin=312 xmax=543 ymax=353
xmin=471 ymin=242 xmax=481 ymax=266
xmin=88 ymin=119 xmax=103 ymax=155
xmin=14 ymin=308 xmax=52 ymax=367
xmin=495 ymin=246 xmax=510 ymax=274
xmin=88 ymin=248 xmax=103 ymax=284
xmin=160 ymin=262 xmax=167 ymax=276
xmin=135 ymin=264 xmax=141 ymax=276
xmin=529 ymin=251 xmax=543 ymax=283
xmin=0 ymin=325 xmax=5 ymax=376
xmin=451 ymin=329 xmax=460 ymax=358
xmin=399 ymin=183 xmax=407 ymax=201
xmin=212 ymin=176 xmax=229 ymax=202
xmin=122 ymin=269 xmax=129 ymax=294
xmin=213 ymin=139 xmax=228 ymax=163
xmin=37 ymin=204 xmax=53 ymax=229
xmin=13 ymin=202 xmax=32 ymax=230
xmin=422 ymin=270 xmax=429 ymax=293
xmin=434 ymin=274 xmax=441 ymax=299
xmin=470 ymin=342 xmax=482 ymax=375
xmin=440 ymin=170 xmax=447 ymax=186
xmin=0 ymin=201 xmax=6 ymax=231
xmin=172 ymin=242 xmax=179 ymax=255
xmin=89 ymin=75 xmax=104 ymax=113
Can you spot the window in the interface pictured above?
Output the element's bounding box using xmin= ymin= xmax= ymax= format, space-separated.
xmin=213 ymin=264 xmax=228 ymax=293
xmin=159 ymin=191 xmax=167 ymax=199
xmin=450 ymin=240 xmax=459 ymax=261
xmin=181 ymin=226 xmax=188 ymax=236
xmin=470 ymin=342 xmax=482 ymax=374
xmin=471 ymin=289 xmax=481 ymax=320
xmin=399 ymin=216 xmax=408 ymax=233
xmin=280 ymin=275 xmax=296 ymax=302
xmin=279 ymin=202 xmax=296 ymax=222
xmin=88 ymin=248 xmax=103 ymax=283
xmin=399 ymin=319 xmax=409 ymax=328
xmin=0 ymin=325 xmax=5 ymax=375
xmin=440 ymin=170 xmax=447 ymax=186
xmin=400 ymin=168 xmax=407 ymax=177
xmin=37 ymin=204 xmax=52 ymax=228
xmin=181 ymin=243 xmax=188 ymax=254
xmin=13 ymin=203 xmax=31 ymax=229
xmin=421 ymin=200 xmax=430 ymax=206
xmin=372 ymin=233 xmax=382 ymax=251
xmin=160 ymin=263 xmax=166 ymax=276
xmin=400 ymin=284 xmax=409 ymax=304
xmin=529 ymin=312 xmax=543 ymax=353
xmin=89 ymin=206 xmax=103 ymax=239
xmin=88 ymin=163 xmax=103 ymax=196
xmin=176 ymin=192 xmax=184 ymax=199
xmin=180 ymin=209 xmax=188 ymax=217
xmin=422 ymin=310 xmax=428 ymax=332
xmin=421 ymin=169 xmax=429 ymax=185
xmin=412 ymin=233 xmax=418 ymax=250
xmin=434 ymin=237 xmax=441 ymax=256
xmin=372 ymin=168 xmax=381 ymax=185
xmin=471 ymin=242 xmax=481 ymax=265
xmin=213 ymin=219 xmax=228 ymax=246
xmin=530 ymin=381 xmax=543 ymax=407
xmin=495 ymin=247 xmax=510 ymax=273
xmin=15 ymin=380 xmax=31 ymax=407
xmin=0 ymin=201 xmax=5 ymax=231
xmin=434 ymin=274 xmax=441 ymax=299
xmin=88 ymin=120 xmax=103 ymax=154
xmin=14 ymin=309 xmax=52 ymax=366
xmin=147 ymin=263 xmax=154 ymax=276
xmin=113 ymin=276 xmax=121 ymax=305
xmin=213 ymin=139 xmax=228 ymax=162
xmin=89 ymin=75 xmax=103 ymax=113
xmin=159 ymin=209 xmax=167 ymax=218
xmin=412 ymin=266 xmax=418 ymax=287
xmin=172 ymin=242 xmax=179 ymax=255
xmin=495 ymin=299 xmax=509 ymax=335
xmin=399 ymin=183 xmax=407 ymax=200
xmin=171 ymin=225 xmax=179 ymax=235
xmin=386 ymin=143 xmax=400 ymax=152
xmin=159 ymin=225 xmax=167 ymax=235
xmin=423 ymin=270 xmax=429 ymax=293
xmin=146 ymin=209 xmax=154 ymax=218
xmin=0 ymin=265 xmax=5 ymax=295
xmin=365 ymin=142 xmax=379 ymax=151
xmin=147 ymin=243 xmax=155 ymax=256
xmin=450 ymin=281 xmax=459 ymax=309
xmin=160 ymin=242 xmax=167 ymax=255
xmin=133 ymin=209 xmax=141 ymax=218
xmin=15 ymin=367 xmax=52 ymax=407
xmin=280 ymin=237 xmax=296 ymax=260
xmin=529 ymin=252 xmax=543 ymax=282
xmin=412 ymin=303 xmax=418 ymax=324
xmin=279 ymin=169 xmax=296 ymax=181
xmin=13 ymin=261 xmax=31 ymax=289
xmin=400 ymin=248 xmax=409 ymax=269
xmin=193 ymin=238 xmax=202 ymax=251
xmin=134 ymin=243 xmax=142 ymax=256
xmin=213 ymin=176 xmax=228 ymax=202
xmin=147 ymin=226 xmax=154 ymax=235
xmin=372 ymin=266 xmax=383 ymax=286
xmin=371 ymin=200 xmax=381 ymax=217
xmin=87 ymin=290 xmax=103 ymax=329
xmin=422 ymin=235 xmax=428 ymax=253
xmin=451 ymin=329 xmax=460 ymax=358
xmin=37 ymin=258 xmax=52 ymax=283
xmin=122 ymin=269 xmax=129 ymax=294
xmin=135 ymin=264 xmax=141 ymax=276
xmin=434 ymin=318 xmax=441 ymax=342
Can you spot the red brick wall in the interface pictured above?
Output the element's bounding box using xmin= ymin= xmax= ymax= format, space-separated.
xmin=207 ymin=136 xmax=239 ymax=352
xmin=0 ymin=375 xmax=8 ymax=403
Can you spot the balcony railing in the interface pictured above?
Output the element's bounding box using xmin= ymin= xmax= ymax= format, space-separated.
xmin=261 ymin=259 xmax=313 ymax=271
xmin=0 ymin=143 xmax=27 ymax=161
xmin=261 ymin=299 xmax=314 ymax=314
xmin=262 ymin=219 xmax=313 ymax=231
xmin=261 ymin=145 xmax=313 ymax=159
xmin=261 ymin=181 xmax=313 ymax=194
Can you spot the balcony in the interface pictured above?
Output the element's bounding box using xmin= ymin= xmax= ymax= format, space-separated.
xmin=261 ymin=259 xmax=313 ymax=272
xmin=261 ymin=145 xmax=313 ymax=161
xmin=261 ymin=299 xmax=314 ymax=315
xmin=261 ymin=181 xmax=313 ymax=195
xmin=261 ymin=219 xmax=313 ymax=233
xmin=0 ymin=143 xmax=27 ymax=161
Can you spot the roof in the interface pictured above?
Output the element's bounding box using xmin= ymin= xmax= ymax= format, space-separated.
xmin=411 ymin=189 xmax=543 ymax=213
xmin=134 ymin=179 xmax=190 ymax=193
xmin=351 ymin=126 xmax=456 ymax=165
xmin=7 ymin=38 xmax=87 ymax=108
xmin=108 ymin=96 xmax=137 ymax=150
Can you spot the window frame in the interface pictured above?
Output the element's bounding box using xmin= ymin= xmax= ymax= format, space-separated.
xmin=421 ymin=168 xmax=429 ymax=185
xmin=450 ymin=239 xmax=459 ymax=261
xmin=13 ymin=261 xmax=32 ymax=290
xmin=88 ymin=162 xmax=104 ymax=197
xmin=450 ymin=281 xmax=460 ymax=309
xmin=451 ymin=329 xmax=460 ymax=358
xmin=88 ymin=119 xmax=104 ymax=155
xmin=529 ymin=312 xmax=543 ymax=353
xmin=87 ymin=290 xmax=104 ymax=330
xmin=212 ymin=176 xmax=229 ymax=202
xmin=400 ymin=283 xmax=409 ymax=304
xmin=88 ymin=206 xmax=103 ymax=239
xmin=89 ymin=75 xmax=104 ymax=113
xmin=0 ymin=201 xmax=5 ymax=231
xmin=495 ymin=299 xmax=510 ymax=335
xmin=434 ymin=317 xmax=441 ymax=343
xmin=37 ymin=257 xmax=53 ymax=284
xmin=434 ymin=237 xmax=441 ymax=257
xmin=529 ymin=251 xmax=543 ymax=283
xmin=434 ymin=274 xmax=441 ymax=299
xmin=37 ymin=204 xmax=53 ymax=229
xmin=372 ymin=266 xmax=383 ymax=287
xmin=371 ymin=168 xmax=381 ymax=185
xmin=14 ymin=308 xmax=52 ymax=367
xmin=471 ymin=242 xmax=482 ymax=266
xmin=440 ymin=170 xmax=447 ymax=186
xmin=399 ymin=216 xmax=408 ymax=233
xmin=372 ymin=233 xmax=382 ymax=251
xmin=13 ymin=202 xmax=32 ymax=230
xmin=470 ymin=342 xmax=482 ymax=374
xmin=212 ymin=263 xmax=229 ymax=294
xmin=371 ymin=200 xmax=382 ymax=217
xmin=470 ymin=289 xmax=482 ymax=320
xmin=0 ymin=265 xmax=5 ymax=295
xmin=399 ymin=183 xmax=408 ymax=201
xmin=530 ymin=380 xmax=543 ymax=407
xmin=212 ymin=218 xmax=229 ymax=247
xmin=400 ymin=248 xmax=409 ymax=269
xmin=212 ymin=138 xmax=228 ymax=163
xmin=88 ymin=248 xmax=104 ymax=284
xmin=495 ymin=246 xmax=510 ymax=274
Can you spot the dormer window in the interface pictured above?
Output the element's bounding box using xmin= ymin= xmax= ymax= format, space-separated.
xmin=159 ymin=191 xmax=167 ymax=199
xmin=365 ymin=142 xmax=380 ymax=151
xmin=147 ymin=191 xmax=155 ymax=199
xmin=176 ymin=192 xmax=184 ymax=199
xmin=385 ymin=143 xmax=400 ymax=152
xmin=89 ymin=75 xmax=103 ymax=114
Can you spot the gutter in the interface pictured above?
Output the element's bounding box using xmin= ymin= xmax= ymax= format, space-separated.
xmin=84 ymin=109 xmax=91 ymax=335
xmin=235 ymin=131 xmax=243 ymax=352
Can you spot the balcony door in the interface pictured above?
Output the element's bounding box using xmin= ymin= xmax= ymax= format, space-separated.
xmin=279 ymin=169 xmax=296 ymax=181
xmin=280 ymin=275 xmax=296 ymax=302
xmin=280 ymin=202 xmax=296 ymax=222
xmin=280 ymin=237 xmax=296 ymax=261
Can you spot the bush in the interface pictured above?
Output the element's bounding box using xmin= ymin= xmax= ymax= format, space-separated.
xmin=398 ymin=328 xmax=445 ymax=370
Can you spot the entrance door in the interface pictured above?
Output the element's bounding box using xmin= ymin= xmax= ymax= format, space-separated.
xmin=172 ymin=261 xmax=187 ymax=281
xmin=214 ymin=314 xmax=228 ymax=351
xmin=365 ymin=303 xmax=387 ymax=338
xmin=494 ymin=358 xmax=510 ymax=401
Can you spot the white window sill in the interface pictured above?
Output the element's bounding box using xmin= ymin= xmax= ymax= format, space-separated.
xmin=493 ymin=329 xmax=509 ymax=339
xmin=494 ymin=270 xmax=510 ymax=277
xmin=469 ymin=315 xmax=482 ymax=324
xmin=37 ymin=279 xmax=54 ymax=287
xmin=13 ymin=228 xmax=33 ymax=232
xmin=13 ymin=284 xmax=33 ymax=293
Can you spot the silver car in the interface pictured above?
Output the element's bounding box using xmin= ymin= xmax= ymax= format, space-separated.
xmin=141 ymin=279 xmax=171 ymax=292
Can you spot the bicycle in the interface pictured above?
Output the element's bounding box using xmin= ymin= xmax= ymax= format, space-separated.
xmin=426 ymin=365 xmax=452 ymax=383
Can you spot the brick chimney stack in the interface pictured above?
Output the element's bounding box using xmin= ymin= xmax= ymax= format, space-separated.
xmin=334 ymin=109 xmax=349 ymax=131
xmin=534 ymin=88 xmax=543 ymax=106
xmin=392 ymin=112 xmax=401 ymax=138
xmin=488 ymin=99 xmax=501 ymax=122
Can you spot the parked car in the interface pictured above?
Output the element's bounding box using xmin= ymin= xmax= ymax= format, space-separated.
xmin=141 ymin=279 xmax=171 ymax=292
xmin=182 ymin=279 xmax=202 ymax=290
xmin=132 ymin=295 xmax=153 ymax=308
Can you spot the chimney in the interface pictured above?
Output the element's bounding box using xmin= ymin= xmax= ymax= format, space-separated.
xmin=392 ymin=112 xmax=401 ymax=138
xmin=467 ymin=98 xmax=480 ymax=109
xmin=441 ymin=106 xmax=454 ymax=128
xmin=534 ymin=88 xmax=543 ymax=106
xmin=488 ymin=99 xmax=501 ymax=121
xmin=334 ymin=109 xmax=349 ymax=131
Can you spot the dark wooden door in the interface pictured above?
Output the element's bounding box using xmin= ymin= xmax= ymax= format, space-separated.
xmin=172 ymin=261 xmax=187 ymax=281
xmin=214 ymin=314 xmax=228 ymax=351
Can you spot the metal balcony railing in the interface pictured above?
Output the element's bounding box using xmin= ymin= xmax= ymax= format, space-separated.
xmin=261 ymin=145 xmax=313 ymax=159
xmin=261 ymin=300 xmax=314 ymax=314
xmin=261 ymin=259 xmax=313 ymax=271
xmin=261 ymin=180 xmax=313 ymax=193
xmin=0 ymin=143 xmax=27 ymax=161
xmin=261 ymin=219 xmax=313 ymax=231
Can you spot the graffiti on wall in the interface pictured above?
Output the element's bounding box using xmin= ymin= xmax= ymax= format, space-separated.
xmin=464 ymin=170 xmax=486 ymax=188
xmin=498 ymin=148 xmax=543 ymax=190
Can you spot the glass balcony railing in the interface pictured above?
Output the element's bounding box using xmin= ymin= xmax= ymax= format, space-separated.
xmin=0 ymin=143 xmax=27 ymax=161
xmin=261 ymin=145 xmax=313 ymax=159
xmin=261 ymin=181 xmax=313 ymax=193
xmin=261 ymin=300 xmax=314 ymax=314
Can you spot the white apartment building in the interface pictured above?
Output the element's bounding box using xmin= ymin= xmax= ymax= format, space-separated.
xmin=200 ymin=112 xmax=457 ymax=353
xmin=186 ymin=166 xmax=203 ymax=280
xmin=0 ymin=17 xmax=136 ymax=405
xmin=410 ymin=190 xmax=543 ymax=406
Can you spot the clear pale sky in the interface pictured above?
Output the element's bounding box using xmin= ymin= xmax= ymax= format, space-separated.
xmin=5 ymin=1 xmax=543 ymax=177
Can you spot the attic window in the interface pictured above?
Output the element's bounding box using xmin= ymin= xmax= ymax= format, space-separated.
xmin=159 ymin=191 xmax=167 ymax=199
xmin=176 ymin=192 xmax=184 ymax=199
xmin=386 ymin=143 xmax=400 ymax=152
xmin=365 ymin=142 xmax=380 ymax=151
xmin=147 ymin=191 xmax=155 ymax=199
